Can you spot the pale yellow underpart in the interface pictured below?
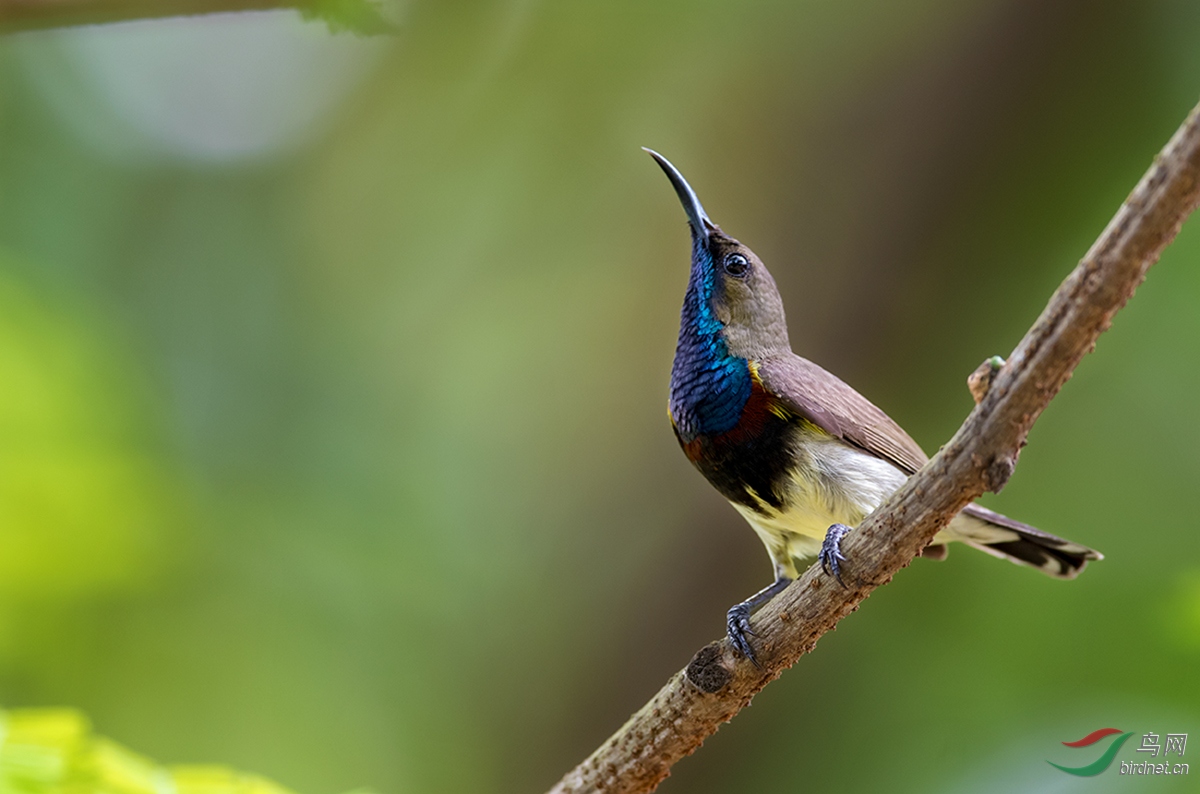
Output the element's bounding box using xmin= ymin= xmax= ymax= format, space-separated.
xmin=732 ymin=429 xmax=1015 ymax=580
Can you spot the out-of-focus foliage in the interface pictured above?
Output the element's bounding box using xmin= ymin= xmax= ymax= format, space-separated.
xmin=0 ymin=706 xmax=315 ymax=794
xmin=300 ymin=0 xmax=397 ymax=36
xmin=0 ymin=263 xmax=180 ymax=654
xmin=0 ymin=1 xmax=1197 ymax=793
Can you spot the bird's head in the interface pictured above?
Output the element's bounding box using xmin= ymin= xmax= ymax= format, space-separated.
xmin=644 ymin=149 xmax=790 ymax=361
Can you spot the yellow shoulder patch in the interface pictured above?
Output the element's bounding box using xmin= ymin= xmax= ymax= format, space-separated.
xmin=748 ymin=361 xmax=794 ymax=421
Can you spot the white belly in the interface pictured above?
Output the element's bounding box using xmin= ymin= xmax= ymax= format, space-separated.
xmin=730 ymin=433 xmax=1014 ymax=578
xmin=732 ymin=433 xmax=910 ymax=578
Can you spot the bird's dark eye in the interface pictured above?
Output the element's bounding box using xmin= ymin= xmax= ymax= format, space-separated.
xmin=724 ymin=253 xmax=750 ymax=277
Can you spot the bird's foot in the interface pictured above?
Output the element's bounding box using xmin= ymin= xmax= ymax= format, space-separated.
xmin=819 ymin=523 xmax=852 ymax=587
xmin=725 ymin=576 xmax=791 ymax=667
xmin=726 ymin=603 xmax=757 ymax=663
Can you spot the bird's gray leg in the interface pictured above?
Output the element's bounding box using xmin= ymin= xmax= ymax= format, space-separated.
xmin=726 ymin=575 xmax=791 ymax=667
xmin=818 ymin=523 xmax=852 ymax=587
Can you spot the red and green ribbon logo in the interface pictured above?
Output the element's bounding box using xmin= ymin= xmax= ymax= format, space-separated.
xmin=1048 ymin=728 xmax=1135 ymax=776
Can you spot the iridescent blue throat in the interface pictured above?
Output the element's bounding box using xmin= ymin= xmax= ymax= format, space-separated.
xmin=669 ymin=239 xmax=752 ymax=442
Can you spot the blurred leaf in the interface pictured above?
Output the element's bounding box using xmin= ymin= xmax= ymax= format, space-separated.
xmin=0 ymin=261 xmax=179 ymax=603
xmin=300 ymin=0 xmax=399 ymax=36
xmin=0 ymin=707 xmax=350 ymax=794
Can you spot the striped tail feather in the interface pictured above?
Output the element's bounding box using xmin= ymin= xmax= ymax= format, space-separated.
xmin=948 ymin=503 xmax=1102 ymax=579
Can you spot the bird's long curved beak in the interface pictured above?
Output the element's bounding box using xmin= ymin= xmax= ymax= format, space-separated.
xmin=643 ymin=148 xmax=713 ymax=242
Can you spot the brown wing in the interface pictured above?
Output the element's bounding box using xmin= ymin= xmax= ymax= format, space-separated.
xmin=756 ymin=354 xmax=929 ymax=475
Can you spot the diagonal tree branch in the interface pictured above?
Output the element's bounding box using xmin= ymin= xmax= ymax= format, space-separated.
xmin=0 ymin=0 xmax=298 ymax=32
xmin=548 ymin=98 xmax=1200 ymax=794
xmin=0 ymin=0 xmax=394 ymax=34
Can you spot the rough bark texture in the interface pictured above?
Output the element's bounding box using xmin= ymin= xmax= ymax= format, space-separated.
xmin=548 ymin=99 xmax=1200 ymax=794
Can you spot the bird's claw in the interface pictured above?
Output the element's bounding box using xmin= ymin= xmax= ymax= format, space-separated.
xmin=724 ymin=576 xmax=791 ymax=667
xmin=726 ymin=603 xmax=760 ymax=667
xmin=819 ymin=523 xmax=851 ymax=587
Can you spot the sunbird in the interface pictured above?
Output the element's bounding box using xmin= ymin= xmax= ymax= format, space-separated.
xmin=645 ymin=149 xmax=1101 ymax=664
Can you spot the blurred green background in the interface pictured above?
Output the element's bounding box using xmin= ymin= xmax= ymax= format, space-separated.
xmin=1 ymin=0 xmax=1198 ymax=792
